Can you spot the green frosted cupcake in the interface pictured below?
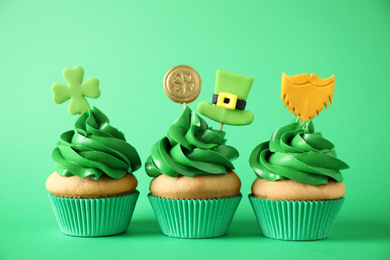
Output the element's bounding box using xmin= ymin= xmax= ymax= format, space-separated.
xmin=249 ymin=118 xmax=349 ymax=240
xmin=145 ymin=107 xmax=242 ymax=238
xmin=46 ymin=107 xmax=141 ymax=237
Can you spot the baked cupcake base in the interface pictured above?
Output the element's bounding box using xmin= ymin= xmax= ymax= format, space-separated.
xmin=149 ymin=194 xmax=242 ymax=239
xmin=249 ymin=195 xmax=345 ymax=241
xmin=49 ymin=191 xmax=139 ymax=237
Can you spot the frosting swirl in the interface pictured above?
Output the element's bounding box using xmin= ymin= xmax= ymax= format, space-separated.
xmin=52 ymin=107 xmax=141 ymax=180
xmin=145 ymin=106 xmax=239 ymax=177
xmin=249 ymin=118 xmax=348 ymax=185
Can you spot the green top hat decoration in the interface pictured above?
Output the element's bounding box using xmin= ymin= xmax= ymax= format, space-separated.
xmin=51 ymin=66 xmax=101 ymax=115
xmin=197 ymin=70 xmax=254 ymax=127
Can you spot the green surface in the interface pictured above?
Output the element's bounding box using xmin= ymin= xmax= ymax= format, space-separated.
xmin=0 ymin=0 xmax=389 ymax=259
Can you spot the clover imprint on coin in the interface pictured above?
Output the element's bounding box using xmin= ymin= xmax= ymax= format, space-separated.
xmin=163 ymin=65 xmax=202 ymax=104
xmin=173 ymin=73 xmax=194 ymax=93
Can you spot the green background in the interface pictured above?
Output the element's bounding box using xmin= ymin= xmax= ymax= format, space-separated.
xmin=1 ymin=0 xmax=389 ymax=259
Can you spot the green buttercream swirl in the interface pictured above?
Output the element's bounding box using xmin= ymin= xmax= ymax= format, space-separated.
xmin=52 ymin=107 xmax=141 ymax=180
xmin=145 ymin=106 xmax=239 ymax=178
xmin=249 ymin=118 xmax=349 ymax=185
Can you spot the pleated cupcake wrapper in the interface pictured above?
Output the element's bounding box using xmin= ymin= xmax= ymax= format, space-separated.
xmin=249 ymin=195 xmax=345 ymax=241
xmin=48 ymin=191 xmax=139 ymax=237
xmin=148 ymin=194 xmax=242 ymax=239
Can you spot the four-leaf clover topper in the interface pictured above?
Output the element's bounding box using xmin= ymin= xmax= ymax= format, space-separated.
xmin=51 ymin=66 xmax=101 ymax=115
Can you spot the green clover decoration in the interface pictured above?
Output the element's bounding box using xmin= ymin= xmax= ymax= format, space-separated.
xmin=51 ymin=66 xmax=101 ymax=115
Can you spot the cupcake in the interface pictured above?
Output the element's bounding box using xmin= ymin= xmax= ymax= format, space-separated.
xmin=145 ymin=106 xmax=241 ymax=238
xmin=248 ymin=73 xmax=349 ymax=241
xmin=47 ymin=67 xmax=141 ymax=237
xmin=145 ymin=67 xmax=254 ymax=238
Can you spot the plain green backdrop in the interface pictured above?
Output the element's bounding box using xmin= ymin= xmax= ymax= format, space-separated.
xmin=0 ymin=0 xmax=389 ymax=259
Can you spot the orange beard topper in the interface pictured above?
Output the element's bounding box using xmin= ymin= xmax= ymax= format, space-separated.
xmin=281 ymin=73 xmax=335 ymax=122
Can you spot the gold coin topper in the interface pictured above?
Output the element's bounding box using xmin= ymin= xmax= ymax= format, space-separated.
xmin=281 ymin=73 xmax=335 ymax=122
xmin=163 ymin=65 xmax=202 ymax=104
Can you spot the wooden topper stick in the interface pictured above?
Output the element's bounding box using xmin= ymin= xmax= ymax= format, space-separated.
xmin=220 ymin=123 xmax=224 ymax=131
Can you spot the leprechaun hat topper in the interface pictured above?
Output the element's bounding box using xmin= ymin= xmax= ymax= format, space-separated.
xmin=197 ymin=70 xmax=254 ymax=125
xmin=281 ymin=72 xmax=335 ymax=122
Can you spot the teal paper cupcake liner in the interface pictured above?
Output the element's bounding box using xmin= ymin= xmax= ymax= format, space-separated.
xmin=48 ymin=191 xmax=139 ymax=237
xmin=148 ymin=194 xmax=242 ymax=239
xmin=248 ymin=195 xmax=345 ymax=241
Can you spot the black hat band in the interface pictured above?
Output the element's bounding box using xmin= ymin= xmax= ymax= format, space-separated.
xmin=212 ymin=94 xmax=246 ymax=110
